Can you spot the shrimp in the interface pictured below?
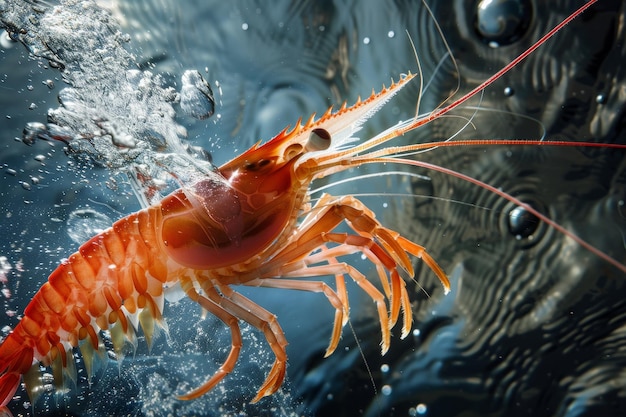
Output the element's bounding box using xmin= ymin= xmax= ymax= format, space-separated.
xmin=0 ymin=0 xmax=623 ymax=411
xmin=0 ymin=71 xmax=447 ymax=408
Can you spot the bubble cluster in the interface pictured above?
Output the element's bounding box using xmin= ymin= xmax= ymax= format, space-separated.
xmin=1 ymin=0 xmax=216 ymax=201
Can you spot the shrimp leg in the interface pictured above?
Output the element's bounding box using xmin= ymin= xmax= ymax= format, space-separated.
xmin=250 ymin=244 xmax=350 ymax=356
xmin=251 ymin=276 xmax=348 ymax=356
xmin=182 ymin=278 xmax=289 ymax=403
xmin=269 ymin=257 xmax=393 ymax=353
xmin=244 ymin=193 xmax=448 ymax=354
xmin=213 ymin=284 xmax=288 ymax=403
xmin=177 ymin=275 xmax=243 ymax=401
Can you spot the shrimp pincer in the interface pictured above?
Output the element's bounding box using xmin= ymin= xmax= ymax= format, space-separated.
xmin=0 ymin=71 xmax=449 ymax=407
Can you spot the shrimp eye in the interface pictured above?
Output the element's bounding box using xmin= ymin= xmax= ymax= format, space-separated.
xmin=306 ymin=128 xmax=331 ymax=151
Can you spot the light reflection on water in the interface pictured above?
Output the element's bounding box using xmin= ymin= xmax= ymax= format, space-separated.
xmin=0 ymin=1 xmax=625 ymax=416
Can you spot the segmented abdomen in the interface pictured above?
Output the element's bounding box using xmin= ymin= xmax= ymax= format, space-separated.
xmin=0 ymin=204 xmax=171 ymax=406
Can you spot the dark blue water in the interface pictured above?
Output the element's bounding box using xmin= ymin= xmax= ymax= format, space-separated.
xmin=0 ymin=1 xmax=625 ymax=416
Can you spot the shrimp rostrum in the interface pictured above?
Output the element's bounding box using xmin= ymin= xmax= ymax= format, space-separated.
xmin=0 ymin=73 xmax=451 ymax=406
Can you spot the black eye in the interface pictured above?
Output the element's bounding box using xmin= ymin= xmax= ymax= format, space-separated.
xmin=306 ymin=128 xmax=331 ymax=151
xmin=244 ymin=159 xmax=272 ymax=171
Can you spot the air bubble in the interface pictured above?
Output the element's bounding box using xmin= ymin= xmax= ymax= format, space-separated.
xmin=363 ymin=37 xmax=370 ymax=45
xmin=475 ymin=0 xmax=532 ymax=47
xmin=387 ymin=30 xmax=395 ymax=38
xmin=22 ymin=122 xmax=48 ymax=145
xmin=381 ymin=385 xmax=392 ymax=396
xmin=180 ymin=70 xmax=215 ymax=120
xmin=66 ymin=208 xmax=112 ymax=245
xmin=242 ymin=22 xmax=249 ymax=30
xmin=508 ymin=205 xmax=539 ymax=239
xmin=186 ymin=145 xmax=213 ymax=163
xmin=0 ymin=31 xmax=16 ymax=49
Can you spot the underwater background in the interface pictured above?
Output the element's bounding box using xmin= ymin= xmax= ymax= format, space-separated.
xmin=0 ymin=0 xmax=625 ymax=416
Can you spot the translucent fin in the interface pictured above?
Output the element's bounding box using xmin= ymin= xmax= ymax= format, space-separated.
xmin=22 ymin=364 xmax=44 ymax=407
xmin=123 ymin=319 xmax=138 ymax=357
xmin=138 ymin=294 xmax=168 ymax=350
xmin=62 ymin=346 xmax=77 ymax=386
xmin=79 ymin=337 xmax=106 ymax=383
xmin=152 ymin=294 xmax=169 ymax=340
xmin=51 ymin=349 xmax=64 ymax=390
xmin=110 ymin=321 xmax=127 ymax=363
xmin=138 ymin=306 xmax=155 ymax=350
xmin=110 ymin=319 xmax=137 ymax=362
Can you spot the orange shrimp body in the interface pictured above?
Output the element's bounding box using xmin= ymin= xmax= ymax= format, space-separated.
xmin=0 ymin=72 xmax=450 ymax=408
xmin=0 ymin=205 xmax=170 ymax=406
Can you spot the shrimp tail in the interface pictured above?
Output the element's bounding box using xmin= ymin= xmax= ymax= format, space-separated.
xmin=0 ymin=327 xmax=34 ymax=407
xmin=0 ymin=373 xmax=20 ymax=409
xmin=0 ymin=206 xmax=171 ymax=407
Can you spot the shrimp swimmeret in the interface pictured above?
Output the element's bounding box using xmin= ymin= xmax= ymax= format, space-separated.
xmin=0 ymin=0 xmax=623 ymax=410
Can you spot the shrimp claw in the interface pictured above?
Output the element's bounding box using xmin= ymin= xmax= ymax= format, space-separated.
xmin=252 ymin=193 xmax=450 ymax=355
